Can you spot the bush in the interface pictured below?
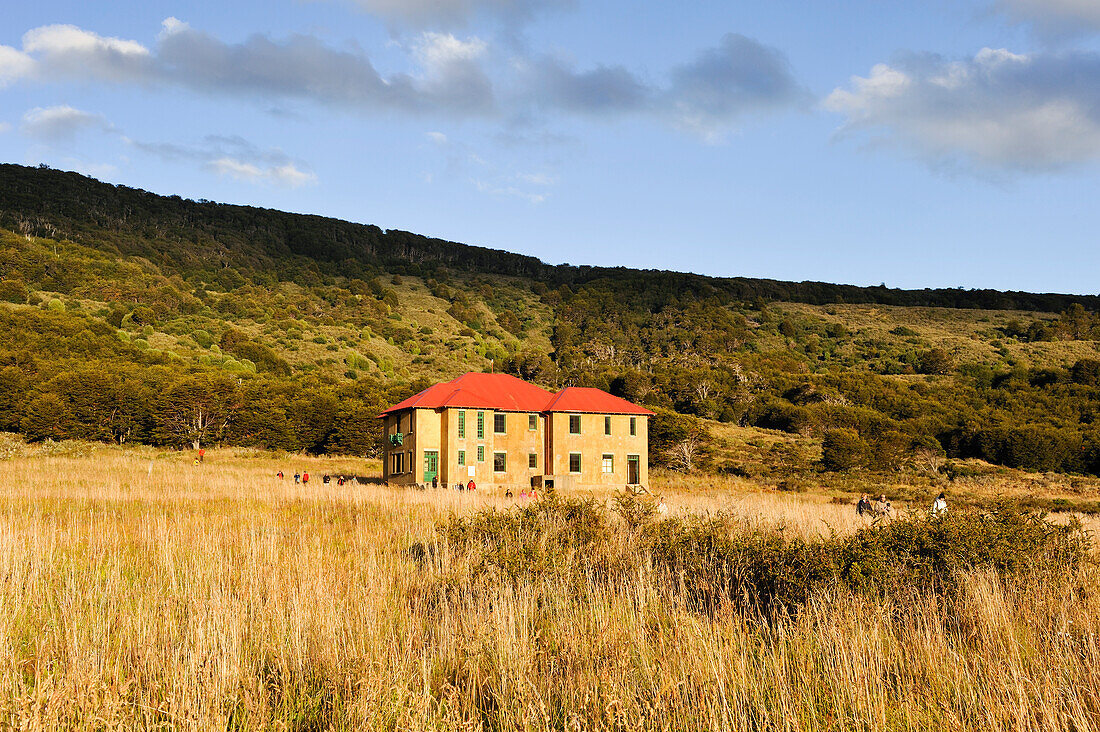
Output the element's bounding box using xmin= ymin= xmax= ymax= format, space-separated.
xmin=0 ymin=279 xmax=29 ymax=304
xmin=439 ymin=498 xmax=1088 ymax=616
xmin=821 ymin=428 xmax=866 ymax=471
xmin=47 ymin=298 xmax=65 ymax=312
xmin=918 ymin=348 xmax=953 ymax=375
xmin=192 ymin=329 xmax=214 ymax=348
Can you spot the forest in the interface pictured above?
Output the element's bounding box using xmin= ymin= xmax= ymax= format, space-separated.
xmin=2 ymin=162 xmax=1100 ymax=476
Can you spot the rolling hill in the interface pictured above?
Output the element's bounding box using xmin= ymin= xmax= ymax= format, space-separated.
xmin=2 ymin=162 xmax=1100 ymax=479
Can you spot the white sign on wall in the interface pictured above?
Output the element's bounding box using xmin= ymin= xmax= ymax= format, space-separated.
xmin=468 ymin=466 xmax=476 ymax=477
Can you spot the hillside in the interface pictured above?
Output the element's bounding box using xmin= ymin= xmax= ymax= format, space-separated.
xmin=2 ymin=163 xmax=1100 ymax=479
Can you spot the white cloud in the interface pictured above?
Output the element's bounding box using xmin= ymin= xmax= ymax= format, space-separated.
xmin=21 ymin=105 xmax=113 ymax=140
xmin=426 ymin=131 xmax=448 ymax=144
xmin=516 ymin=171 xmax=554 ymax=185
xmin=0 ymin=45 xmax=35 ymax=87
xmin=208 ymin=157 xmax=317 ymax=186
xmin=825 ymin=48 xmax=1100 ymax=171
xmin=472 ymin=177 xmax=545 ymax=203
xmin=5 ymin=19 xmax=802 ymax=138
xmin=6 ymin=19 xmax=494 ymax=116
xmin=22 ymin=24 xmax=151 ymax=81
xmin=0 ymin=122 xmax=11 ymax=134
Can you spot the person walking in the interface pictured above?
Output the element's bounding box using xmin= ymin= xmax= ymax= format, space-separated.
xmin=931 ymin=492 xmax=948 ymax=516
xmin=857 ymin=493 xmax=873 ymax=517
xmin=873 ymin=494 xmax=892 ymax=524
xmin=302 ymin=472 xmax=310 ymax=484
xmin=294 ymin=473 xmax=301 ymax=484
xmin=432 ymin=475 xmax=439 ymax=489
xmin=466 ymin=479 xmax=476 ymax=491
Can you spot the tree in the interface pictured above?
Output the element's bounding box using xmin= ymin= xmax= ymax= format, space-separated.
xmin=918 ymin=348 xmax=952 ymax=375
xmin=649 ymin=408 xmax=711 ymax=472
xmin=155 ymin=375 xmax=239 ymax=449
xmin=821 ymin=428 xmax=867 ymax=471
xmin=912 ymin=435 xmax=946 ymax=474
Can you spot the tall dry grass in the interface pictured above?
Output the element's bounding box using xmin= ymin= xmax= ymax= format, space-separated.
xmin=0 ymin=445 xmax=1097 ymax=730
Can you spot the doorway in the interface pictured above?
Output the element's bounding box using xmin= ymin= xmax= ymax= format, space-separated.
xmin=423 ymin=451 xmax=439 ymax=484
xmin=627 ymin=454 xmax=640 ymax=484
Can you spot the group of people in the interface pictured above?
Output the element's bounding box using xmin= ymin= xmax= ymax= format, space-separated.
xmin=503 ymin=487 xmax=540 ymax=500
xmin=276 ymin=471 xmax=348 ymax=486
xmin=857 ymin=491 xmax=948 ymax=522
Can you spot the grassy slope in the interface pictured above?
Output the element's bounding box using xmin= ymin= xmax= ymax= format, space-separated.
xmin=0 ymin=442 xmax=1097 ymax=729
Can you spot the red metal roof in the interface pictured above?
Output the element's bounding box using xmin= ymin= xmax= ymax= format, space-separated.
xmin=542 ymin=387 xmax=655 ymax=416
xmin=377 ymin=373 xmax=555 ymax=416
xmin=378 ymin=373 xmax=653 ymax=417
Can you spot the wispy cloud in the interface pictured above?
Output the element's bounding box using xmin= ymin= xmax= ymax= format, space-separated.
xmin=21 ymin=105 xmax=113 ymax=140
xmin=130 ymin=133 xmax=318 ymax=187
xmin=825 ymin=48 xmax=1100 ymax=172
xmin=472 ymin=178 xmax=546 ymax=203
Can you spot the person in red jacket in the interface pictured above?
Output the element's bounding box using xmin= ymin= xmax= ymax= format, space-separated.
xmin=466 ymin=479 xmax=476 ymax=491
xmin=302 ymin=472 xmax=310 ymax=484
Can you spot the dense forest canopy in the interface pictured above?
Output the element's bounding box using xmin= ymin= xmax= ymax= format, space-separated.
xmin=2 ymin=162 xmax=1100 ymax=477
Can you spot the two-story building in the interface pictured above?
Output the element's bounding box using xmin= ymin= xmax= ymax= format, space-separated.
xmin=378 ymin=372 xmax=652 ymax=490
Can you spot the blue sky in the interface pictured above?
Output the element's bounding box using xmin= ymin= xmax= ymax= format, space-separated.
xmin=2 ymin=0 xmax=1099 ymax=293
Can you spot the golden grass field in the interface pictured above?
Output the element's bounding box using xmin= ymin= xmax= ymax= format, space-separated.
xmin=1 ymin=440 xmax=1099 ymax=730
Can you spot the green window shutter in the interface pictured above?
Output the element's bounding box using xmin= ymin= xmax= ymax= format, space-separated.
xmin=477 ymin=411 xmax=485 ymax=439
xmin=458 ymin=411 xmax=465 ymax=438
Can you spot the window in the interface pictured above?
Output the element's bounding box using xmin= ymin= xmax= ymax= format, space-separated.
xmin=569 ymin=453 xmax=582 ymax=473
xmin=630 ymin=417 xmax=637 ymax=436
xmin=602 ymin=454 xmax=614 ymax=473
xmin=494 ymin=413 xmax=506 ymax=434
xmin=604 ymin=416 xmax=612 ymax=435
xmin=477 ymin=411 xmax=485 ymax=439
xmin=493 ymin=452 xmax=507 ymax=472
xmin=528 ymin=453 xmax=538 ymax=469
xmin=458 ymin=410 xmax=466 ymax=438
xmin=477 ymin=445 xmax=485 ymax=462
xmin=569 ymin=415 xmax=581 ymax=434
xmin=458 ymin=450 xmax=465 ymax=466
xmin=529 ymin=414 xmax=538 ymax=431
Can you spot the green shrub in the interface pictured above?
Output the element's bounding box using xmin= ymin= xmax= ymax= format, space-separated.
xmin=821 ymin=428 xmax=866 ymax=471
xmin=192 ymin=329 xmax=214 ymax=348
xmin=0 ymin=279 xmax=29 ymax=304
xmin=439 ymin=498 xmax=1088 ymax=616
xmin=47 ymin=298 xmax=65 ymax=312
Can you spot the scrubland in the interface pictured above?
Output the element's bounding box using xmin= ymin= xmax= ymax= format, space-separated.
xmin=0 ymin=443 xmax=1098 ymax=731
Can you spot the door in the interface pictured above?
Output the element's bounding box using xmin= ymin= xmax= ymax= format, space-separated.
xmin=423 ymin=451 xmax=439 ymax=484
xmin=627 ymin=455 xmax=640 ymax=484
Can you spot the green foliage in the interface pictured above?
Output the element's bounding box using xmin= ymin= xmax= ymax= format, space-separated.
xmin=918 ymin=348 xmax=953 ymax=375
xmin=46 ymin=298 xmax=65 ymax=312
xmin=441 ymin=497 xmax=1088 ymax=616
xmin=3 ymin=163 xmax=1100 ymax=475
xmin=821 ymin=428 xmax=866 ymax=471
xmin=0 ymin=278 xmax=28 ymax=303
xmin=192 ymin=329 xmax=214 ymax=348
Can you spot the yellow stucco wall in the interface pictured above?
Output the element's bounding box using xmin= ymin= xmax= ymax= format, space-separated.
xmin=546 ymin=413 xmax=648 ymax=488
xmin=384 ymin=408 xmax=648 ymax=490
